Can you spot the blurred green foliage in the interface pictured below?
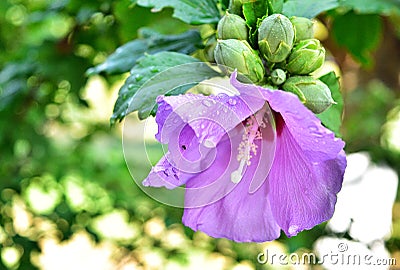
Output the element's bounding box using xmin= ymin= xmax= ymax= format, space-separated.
xmin=0 ymin=0 xmax=400 ymax=269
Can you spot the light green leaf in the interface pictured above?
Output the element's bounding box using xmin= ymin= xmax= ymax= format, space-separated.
xmin=111 ymin=52 xmax=221 ymax=123
xmin=242 ymin=0 xmax=268 ymax=27
xmin=338 ymin=0 xmax=400 ymax=15
xmin=332 ymin=12 xmax=382 ymax=67
xmin=86 ymin=29 xmax=202 ymax=75
xmin=282 ymin=0 xmax=339 ymax=18
xmin=269 ymin=0 xmax=284 ymax=14
xmin=317 ymin=72 xmax=343 ymax=137
xmin=137 ymin=0 xmax=221 ymax=25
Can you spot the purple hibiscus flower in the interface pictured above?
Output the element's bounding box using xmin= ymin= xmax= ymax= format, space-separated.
xmin=143 ymin=72 xmax=346 ymax=242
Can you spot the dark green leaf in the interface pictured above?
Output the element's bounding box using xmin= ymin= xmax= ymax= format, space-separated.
xmin=332 ymin=12 xmax=382 ymax=67
xmin=219 ymin=0 xmax=230 ymax=11
xmin=282 ymin=0 xmax=339 ymax=18
xmin=242 ymin=0 xmax=268 ymax=28
xmin=86 ymin=29 xmax=203 ymax=75
xmin=317 ymin=72 xmax=343 ymax=137
xmin=136 ymin=0 xmax=220 ymax=25
xmin=0 ymin=62 xmax=36 ymax=112
xmin=338 ymin=0 xmax=400 ymax=15
xmin=111 ymin=52 xmax=221 ymax=123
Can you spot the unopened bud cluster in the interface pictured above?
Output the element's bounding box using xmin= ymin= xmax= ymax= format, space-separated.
xmin=209 ymin=0 xmax=335 ymax=114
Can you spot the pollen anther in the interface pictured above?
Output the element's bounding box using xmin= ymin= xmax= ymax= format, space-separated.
xmin=230 ymin=115 xmax=264 ymax=183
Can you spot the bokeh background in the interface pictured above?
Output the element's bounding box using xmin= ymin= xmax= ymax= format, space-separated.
xmin=0 ymin=0 xmax=400 ymax=269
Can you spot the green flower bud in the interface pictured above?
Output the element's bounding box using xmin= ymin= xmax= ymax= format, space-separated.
xmin=290 ymin=16 xmax=314 ymax=42
xmin=214 ymin=39 xmax=265 ymax=83
xmin=262 ymin=83 xmax=279 ymax=90
xmin=258 ymin=14 xmax=295 ymax=63
xmin=282 ymin=76 xmax=334 ymax=114
xmin=217 ymin=12 xmax=248 ymax=40
xmin=271 ymin=68 xmax=286 ymax=85
xmin=228 ymin=0 xmax=243 ymax=15
xmin=287 ymin=39 xmax=325 ymax=75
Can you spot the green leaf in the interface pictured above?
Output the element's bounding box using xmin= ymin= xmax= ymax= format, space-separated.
xmin=86 ymin=29 xmax=203 ymax=75
xmin=269 ymin=0 xmax=284 ymax=14
xmin=219 ymin=0 xmax=230 ymax=11
xmin=317 ymin=72 xmax=343 ymax=137
xmin=242 ymin=0 xmax=268 ymax=28
xmin=332 ymin=12 xmax=382 ymax=67
xmin=111 ymin=52 xmax=221 ymax=123
xmin=0 ymin=62 xmax=36 ymax=112
xmin=338 ymin=0 xmax=400 ymax=15
xmin=136 ymin=0 xmax=221 ymax=25
xmin=282 ymin=0 xmax=339 ymax=18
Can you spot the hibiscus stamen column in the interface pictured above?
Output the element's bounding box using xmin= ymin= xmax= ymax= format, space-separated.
xmin=231 ymin=113 xmax=264 ymax=183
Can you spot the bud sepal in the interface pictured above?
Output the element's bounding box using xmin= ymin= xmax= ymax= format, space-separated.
xmin=217 ymin=12 xmax=249 ymax=41
xmin=270 ymin=68 xmax=286 ymax=85
xmin=282 ymin=75 xmax=334 ymax=114
xmin=258 ymin=14 xmax=295 ymax=63
xmin=290 ymin=16 xmax=314 ymax=42
xmin=287 ymin=39 xmax=325 ymax=75
xmin=214 ymin=39 xmax=265 ymax=83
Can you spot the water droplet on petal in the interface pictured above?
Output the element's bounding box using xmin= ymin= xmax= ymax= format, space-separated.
xmin=202 ymin=99 xmax=213 ymax=107
xmin=288 ymin=225 xmax=299 ymax=235
xmin=200 ymin=124 xmax=205 ymax=129
xmin=203 ymin=139 xmax=215 ymax=148
xmin=308 ymin=125 xmax=318 ymax=131
xmin=228 ymin=98 xmax=237 ymax=106
xmin=308 ymin=125 xmax=324 ymax=137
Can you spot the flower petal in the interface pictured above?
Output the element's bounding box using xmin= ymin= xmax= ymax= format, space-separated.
xmin=267 ymin=116 xmax=346 ymax=237
xmin=230 ymin=74 xmax=345 ymax=161
xmin=155 ymin=92 xmax=265 ymax=147
xmin=142 ymin=152 xmax=193 ymax=189
xmin=182 ymin=125 xmax=281 ymax=242
xmin=230 ymin=73 xmax=346 ymax=237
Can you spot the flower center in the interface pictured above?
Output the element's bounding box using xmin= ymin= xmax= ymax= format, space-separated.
xmin=231 ymin=115 xmax=263 ymax=183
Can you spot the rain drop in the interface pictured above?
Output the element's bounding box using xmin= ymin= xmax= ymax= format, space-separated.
xmin=202 ymin=99 xmax=213 ymax=107
xmin=228 ymin=98 xmax=237 ymax=106
xmin=308 ymin=125 xmax=324 ymax=137
xmin=308 ymin=125 xmax=318 ymax=131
